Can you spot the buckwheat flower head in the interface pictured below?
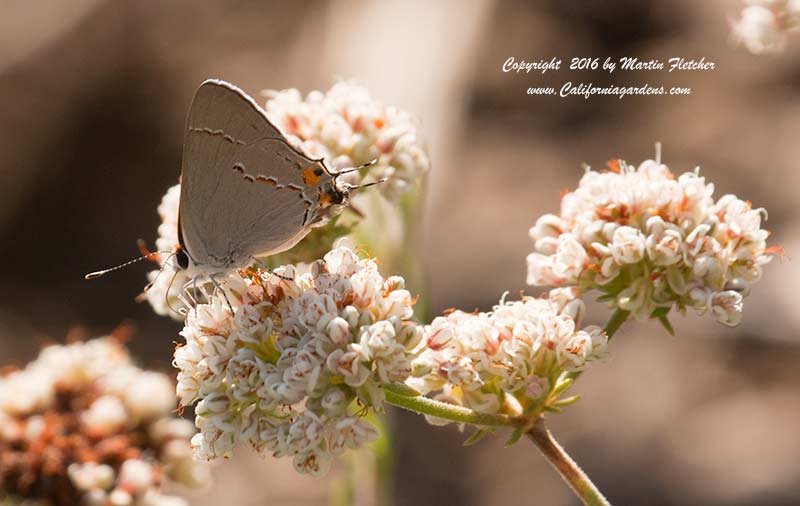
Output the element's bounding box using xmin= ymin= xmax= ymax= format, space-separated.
xmin=732 ymin=0 xmax=800 ymax=54
xmin=408 ymin=288 xmax=606 ymax=422
xmin=263 ymin=81 xmax=430 ymax=201
xmin=0 ymin=338 xmax=207 ymax=506
xmin=526 ymin=158 xmax=776 ymax=327
xmin=174 ymin=246 xmax=422 ymax=475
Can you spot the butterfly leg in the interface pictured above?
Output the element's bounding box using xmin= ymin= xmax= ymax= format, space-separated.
xmin=208 ymin=272 xmax=234 ymax=313
xmin=250 ymin=256 xmax=294 ymax=282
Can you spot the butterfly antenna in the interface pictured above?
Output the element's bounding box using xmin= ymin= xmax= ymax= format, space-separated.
xmin=142 ymin=251 xmax=177 ymax=292
xmin=85 ymin=250 xmax=173 ymax=280
xmin=346 ymin=177 xmax=388 ymax=191
xmin=334 ymin=159 xmax=379 ymax=179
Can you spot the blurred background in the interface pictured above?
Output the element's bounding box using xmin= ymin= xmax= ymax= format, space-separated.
xmin=1 ymin=0 xmax=799 ymax=505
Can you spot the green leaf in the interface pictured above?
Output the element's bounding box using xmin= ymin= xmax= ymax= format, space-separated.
xmin=596 ymin=274 xmax=627 ymax=297
xmin=383 ymin=383 xmax=421 ymax=397
xmin=551 ymin=377 xmax=574 ymax=396
xmin=657 ymin=315 xmax=675 ymax=336
xmin=543 ymin=405 xmax=562 ymax=413
xmin=648 ymin=307 xmax=674 ymax=335
xmin=552 ymin=395 xmax=581 ymax=408
xmin=505 ymin=427 xmax=525 ymax=447
xmin=463 ymin=429 xmax=490 ymax=447
xmin=649 ymin=306 xmax=670 ymax=319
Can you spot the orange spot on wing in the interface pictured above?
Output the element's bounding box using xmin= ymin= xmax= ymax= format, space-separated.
xmin=560 ymin=188 xmax=571 ymax=199
xmin=374 ymin=117 xmax=385 ymax=129
xmin=303 ymin=166 xmax=321 ymax=185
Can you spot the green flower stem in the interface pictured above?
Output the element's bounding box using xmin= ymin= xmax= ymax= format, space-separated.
xmin=383 ymin=386 xmax=525 ymax=427
xmin=384 ymin=309 xmax=630 ymax=504
xmin=534 ymin=308 xmax=628 ymax=504
xmin=527 ymin=417 xmax=610 ymax=506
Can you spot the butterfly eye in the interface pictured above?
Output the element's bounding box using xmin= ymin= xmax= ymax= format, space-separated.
xmin=176 ymin=249 xmax=190 ymax=270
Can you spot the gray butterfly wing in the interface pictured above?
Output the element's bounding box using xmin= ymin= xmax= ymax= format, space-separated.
xmin=179 ymin=79 xmax=333 ymax=269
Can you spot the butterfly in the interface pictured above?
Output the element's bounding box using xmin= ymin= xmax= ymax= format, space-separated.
xmin=86 ymin=79 xmax=378 ymax=286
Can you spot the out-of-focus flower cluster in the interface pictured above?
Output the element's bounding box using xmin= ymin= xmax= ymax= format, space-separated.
xmin=174 ymin=246 xmax=422 ymax=476
xmin=263 ymin=81 xmax=430 ymax=200
xmin=0 ymin=338 xmax=207 ymax=506
xmin=408 ymin=288 xmax=607 ymax=423
xmin=733 ymin=0 xmax=800 ymax=54
xmin=527 ymin=158 xmax=774 ymax=327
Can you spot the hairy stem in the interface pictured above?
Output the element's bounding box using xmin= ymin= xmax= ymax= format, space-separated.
xmin=527 ymin=418 xmax=610 ymax=506
xmin=383 ymin=386 xmax=523 ymax=427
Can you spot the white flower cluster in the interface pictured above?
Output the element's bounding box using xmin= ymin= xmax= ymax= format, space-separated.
xmin=263 ymin=81 xmax=430 ymax=200
xmin=408 ymin=289 xmax=607 ymax=421
xmin=527 ymin=158 xmax=774 ymax=326
xmin=0 ymin=338 xmax=207 ymax=506
xmin=175 ymin=246 xmax=422 ymax=476
xmin=733 ymin=0 xmax=800 ymax=54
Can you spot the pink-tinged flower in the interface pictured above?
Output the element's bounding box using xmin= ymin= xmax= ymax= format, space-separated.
xmin=174 ymin=246 xmax=422 ymax=475
xmin=410 ymin=290 xmax=606 ymax=422
xmin=526 ymin=156 xmax=775 ymax=327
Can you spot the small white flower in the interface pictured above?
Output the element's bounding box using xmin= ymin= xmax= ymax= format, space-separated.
xmin=710 ymin=290 xmax=744 ymax=327
xmin=326 ymin=348 xmax=370 ymax=387
xmin=81 ymin=395 xmax=128 ymax=436
xmin=292 ymin=448 xmax=332 ymax=477
xmin=68 ymin=462 xmax=116 ymax=491
xmin=123 ymin=371 xmax=176 ymax=421
xmin=109 ymin=488 xmax=133 ymax=506
xmin=554 ymin=234 xmax=589 ymax=283
xmin=117 ymin=459 xmax=154 ymax=494
xmin=320 ymin=387 xmax=349 ymax=417
xmin=328 ymin=416 xmax=379 ymax=454
xmin=286 ymin=411 xmax=325 ymax=453
xmin=441 ymin=356 xmax=481 ymax=389
xmin=326 ymin=316 xmax=351 ymax=345
xmin=556 ymin=332 xmax=593 ymax=372
xmin=611 ymin=226 xmax=646 ymax=264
